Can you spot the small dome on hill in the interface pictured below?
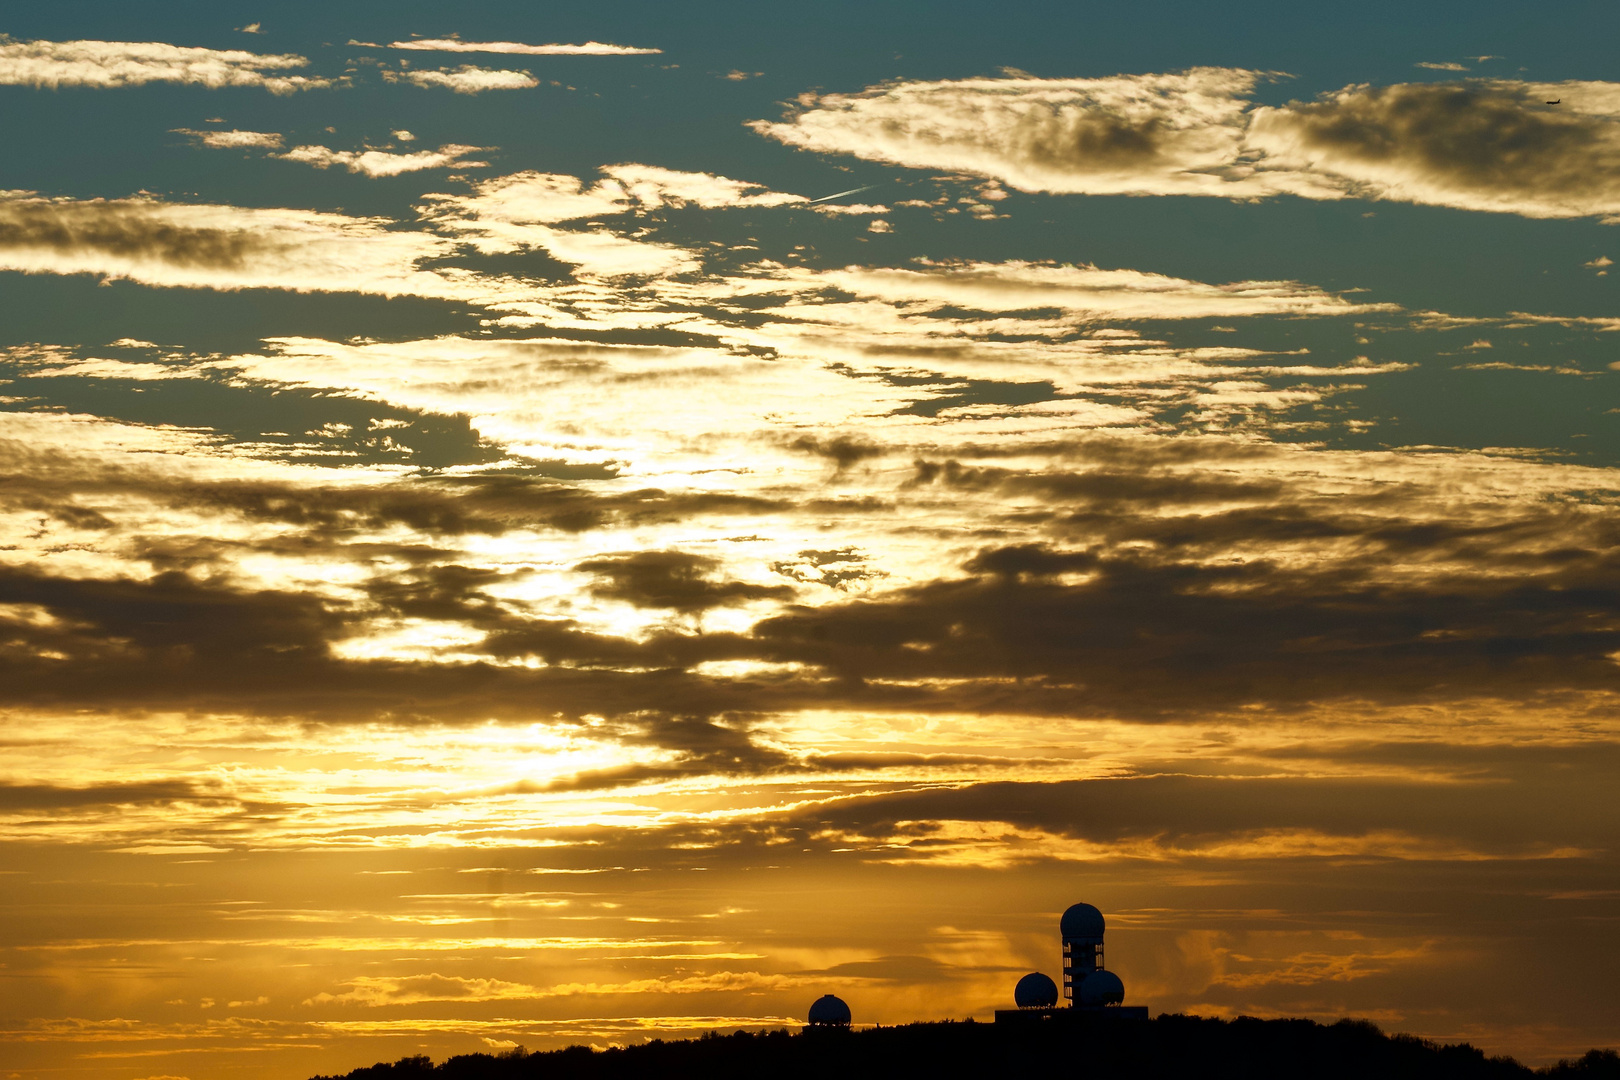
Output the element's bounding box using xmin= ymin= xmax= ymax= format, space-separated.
xmin=1060 ymin=902 xmax=1105 ymax=941
xmin=807 ymin=994 xmax=852 ymax=1026
xmin=1078 ymin=969 xmax=1125 ymax=1006
xmin=1014 ymin=971 xmax=1059 ymax=1008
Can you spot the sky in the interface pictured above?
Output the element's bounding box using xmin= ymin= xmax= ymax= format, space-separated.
xmin=2 ymin=2 xmax=1619 ymax=1077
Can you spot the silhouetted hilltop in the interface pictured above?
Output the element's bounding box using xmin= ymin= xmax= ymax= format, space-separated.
xmin=308 ymin=1015 xmax=1620 ymax=1080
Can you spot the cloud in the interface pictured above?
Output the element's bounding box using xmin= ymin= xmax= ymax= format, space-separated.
xmin=786 ymin=434 xmax=884 ymax=471
xmin=1416 ymin=61 xmax=1469 ymax=71
xmin=418 ymin=166 xmax=803 ymax=275
xmin=816 ymin=260 xmax=1392 ymax=320
xmin=0 ymin=37 xmax=330 ymax=93
xmin=756 ymin=70 xmax=1620 ymax=220
xmin=0 ymin=557 xmax=760 ymax=724
xmin=384 ymin=65 xmax=539 ymax=93
xmin=749 ymin=68 xmax=1290 ymax=198
xmin=745 ymin=520 xmax=1620 ymax=718
xmin=388 ymin=39 xmax=661 ymax=56
xmin=514 ymin=226 xmax=698 ymax=276
xmin=419 ymin=165 xmax=806 ymax=249
xmin=597 ymin=163 xmax=806 ymax=210
xmin=307 ymin=974 xmax=539 ymax=1006
xmin=682 ymin=259 xmax=1399 ymax=392
xmin=577 ymin=551 xmax=794 ymax=613
xmin=0 ymin=779 xmax=219 ymax=809
xmin=9 ymin=399 xmax=1617 ymax=731
xmin=172 ymin=127 xmax=283 ymax=149
xmin=1247 ymin=80 xmax=1620 ymax=220
xmin=783 ymin=771 xmax=1620 ymax=860
xmin=275 ymin=143 xmax=489 ymax=177
xmin=0 ymin=565 xmax=344 ymax=666
xmin=422 ymin=171 xmax=629 ymax=234
xmin=173 ymin=124 xmax=488 ymax=178
xmin=0 ymin=170 xmax=1402 ymax=384
xmin=307 ymin=970 xmax=804 ymax=1007
xmin=422 ymin=195 xmax=698 ymax=275
xmin=210 ymin=332 xmax=891 ymax=455
xmin=0 ymin=192 xmax=476 ymax=298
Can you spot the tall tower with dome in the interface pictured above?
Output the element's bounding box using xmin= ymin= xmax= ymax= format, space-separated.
xmin=995 ymin=902 xmax=1147 ymax=1025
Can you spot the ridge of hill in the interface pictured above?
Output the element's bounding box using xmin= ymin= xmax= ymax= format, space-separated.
xmin=309 ymin=1014 xmax=1620 ymax=1080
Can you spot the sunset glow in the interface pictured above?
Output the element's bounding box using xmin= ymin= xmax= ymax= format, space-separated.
xmin=2 ymin=3 xmax=1619 ymax=1078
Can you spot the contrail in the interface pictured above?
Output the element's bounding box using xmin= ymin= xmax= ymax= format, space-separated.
xmin=807 ymin=184 xmax=877 ymax=204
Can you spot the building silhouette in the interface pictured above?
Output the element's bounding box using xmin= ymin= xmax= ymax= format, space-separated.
xmin=996 ymin=902 xmax=1148 ymax=1025
xmin=1014 ymin=971 xmax=1059 ymax=1009
xmin=806 ymin=993 xmax=852 ymax=1029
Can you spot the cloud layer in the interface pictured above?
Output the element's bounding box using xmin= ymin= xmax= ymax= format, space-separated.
xmin=756 ymin=71 xmax=1620 ymax=219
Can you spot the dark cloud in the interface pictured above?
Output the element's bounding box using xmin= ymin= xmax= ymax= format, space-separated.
xmin=6 ymin=488 xmax=1618 ymax=730
xmin=1252 ymin=81 xmax=1620 ymax=217
xmin=577 ymin=550 xmax=794 ymax=613
xmin=0 ymin=460 xmax=790 ymax=544
xmin=784 ymin=772 xmax=1620 ymax=855
xmin=478 ymin=617 xmax=751 ymax=671
xmin=0 ymin=566 xmax=343 ymax=664
xmin=0 ymin=358 xmax=507 ymax=468
xmin=0 ymin=563 xmax=779 ymax=727
xmin=750 ymin=540 xmax=1620 ymax=717
xmin=909 ymin=457 xmax=1285 ymax=509
xmin=42 ymin=503 xmax=116 ymax=530
xmin=1022 ymin=111 xmax=1167 ymax=171
xmin=0 ymin=198 xmax=262 ymax=268
xmin=907 ymin=452 xmax=1618 ymax=568
xmin=804 ymin=751 xmax=1029 ymax=769
xmin=541 ymin=714 xmax=796 ymax=791
xmin=362 ymin=563 xmax=517 ymax=626
xmin=1265 ymin=83 xmax=1594 ymax=195
xmin=814 ymin=955 xmax=973 ymax=981
xmin=770 ymin=548 xmax=880 ymax=590
xmin=961 ymin=542 xmax=1099 ymax=579
xmin=0 ymin=779 xmax=221 ymax=809
xmin=6 ymin=409 xmax=1620 ymax=735
xmin=786 ymin=433 xmax=884 ymax=471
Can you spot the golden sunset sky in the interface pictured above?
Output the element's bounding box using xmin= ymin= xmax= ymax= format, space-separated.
xmin=2 ymin=2 xmax=1620 ymax=1078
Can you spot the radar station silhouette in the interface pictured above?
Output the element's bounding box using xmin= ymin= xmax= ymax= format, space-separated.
xmin=995 ymin=902 xmax=1148 ymax=1025
xmin=802 ymin=901 xmax=1146 ymax=1031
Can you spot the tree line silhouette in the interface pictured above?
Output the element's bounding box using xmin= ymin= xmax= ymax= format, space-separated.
xmin=309 ymin=1014 xmax=1620 ymax=1080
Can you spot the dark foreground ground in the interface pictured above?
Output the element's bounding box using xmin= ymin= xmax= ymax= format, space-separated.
xmin=310 ymin=1014 xmax=1620 ymax=1080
